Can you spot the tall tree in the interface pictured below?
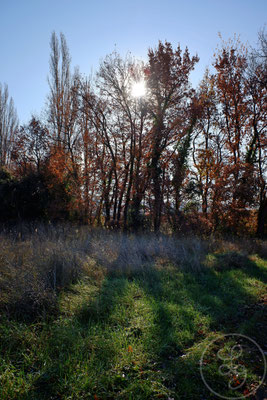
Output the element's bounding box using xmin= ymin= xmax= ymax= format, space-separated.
xmin=0 ymin=83 xmax=18 ymax=167
xmin=212 ymin=38 xmax=256 ymax=231
xmin=48 ymin=32 xmax=82 ymax=216
xmin=91 ymin=52 xmax=150 ymax=229
xmin=246 ymin=28 xmax=267 ymax=237
xmin=48 ymin=31 xmax=71 ymax=144
xmin=146 ymin=41 xmax=199 ymax=231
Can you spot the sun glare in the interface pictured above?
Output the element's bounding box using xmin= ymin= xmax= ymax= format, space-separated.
xmin=131 ymin=81 xmax=146 ymax=98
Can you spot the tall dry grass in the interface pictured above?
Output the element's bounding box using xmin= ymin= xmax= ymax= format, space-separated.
xmin=0 ymin=223 xmax=266 ymax=320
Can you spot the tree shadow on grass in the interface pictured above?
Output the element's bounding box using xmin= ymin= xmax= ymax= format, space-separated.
xmin=7 ymin=249 xmax=267 ymax=399
xmin=195 ymin=252 xmax=267 ymax=346
xmin=25 ymin=277 xmax=130 ymax=399
xmin=126 ymin=252 xmax=267 ymax=398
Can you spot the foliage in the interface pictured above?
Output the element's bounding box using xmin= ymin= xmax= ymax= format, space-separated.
xmin=1 ymin=30 xmax=266 ymax=236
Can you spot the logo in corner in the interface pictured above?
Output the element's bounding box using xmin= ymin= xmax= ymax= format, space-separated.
xmin=200 ymin=333 xmax=266 ymax=399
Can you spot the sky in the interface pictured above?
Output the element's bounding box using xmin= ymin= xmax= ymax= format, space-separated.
xmin=1 ymin=0 xmax=266 ymax=124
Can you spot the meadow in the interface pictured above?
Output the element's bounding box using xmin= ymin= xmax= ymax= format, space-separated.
xmin=0 ymin=225 xmax=266 ymax=399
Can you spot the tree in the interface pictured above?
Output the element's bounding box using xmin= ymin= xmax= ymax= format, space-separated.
xmin=246 ymin=28 xmax=267 ymax=237
xmin=12 ymin=117 xmax=50 ymax=175
xmin=146 ymin=41 xmax=199 ymax=231
xmin=48 ymin=32 xmax=82 ymax=216
xmin=82 ymin=51 xmax=150 ymax=230
xmin=48 ymin=31 xmax=71 ymax=144
xmin=212 ymin=38 xmax=258 ymax=232
xmin=192 ymin=70 xmax=218 ymax=218
xmin=4 ymin=30 xmax=265 ymax=234
xmin=0 ymin=83 xmax=18 ymax=167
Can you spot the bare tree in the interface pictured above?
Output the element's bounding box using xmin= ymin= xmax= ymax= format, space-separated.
xmin=48 ymin=31 xmax=77 ymax=146
xmin=0 ymin=83 xmax=18 ymax=167
xmin=48 ymin=31 xmax=81 ymax=184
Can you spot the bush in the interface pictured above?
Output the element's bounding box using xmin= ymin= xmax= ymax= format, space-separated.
xmin=0 ymin=171 xmax=50 ymax=222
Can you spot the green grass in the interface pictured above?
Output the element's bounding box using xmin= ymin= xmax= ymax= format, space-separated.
xmin=0 ymin=242 xmax=266 ymax=399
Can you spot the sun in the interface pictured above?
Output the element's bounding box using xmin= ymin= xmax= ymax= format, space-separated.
xmin=131 ymin=81 xmax=146 ymax=98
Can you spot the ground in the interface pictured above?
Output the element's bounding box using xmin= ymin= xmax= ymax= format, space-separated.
xmin=0 ymin=233 xmax=266 ymax=399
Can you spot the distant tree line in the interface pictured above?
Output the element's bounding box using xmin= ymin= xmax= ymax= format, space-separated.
xmin=0 ymin=30 xmax=266 ymax=236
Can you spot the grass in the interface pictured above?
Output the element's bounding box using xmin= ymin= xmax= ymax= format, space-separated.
xmin=0 ymin=226 xmax=266 ymax=399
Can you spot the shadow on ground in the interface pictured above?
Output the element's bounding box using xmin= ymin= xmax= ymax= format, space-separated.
xmin=5 ymin=248 xmax=266 ymax=399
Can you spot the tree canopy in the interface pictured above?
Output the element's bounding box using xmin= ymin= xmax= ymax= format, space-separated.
xmin=0 ymin=30 xmax=266 ymax=237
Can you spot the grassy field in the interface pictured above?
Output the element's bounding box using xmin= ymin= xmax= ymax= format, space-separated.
xmin=0 ymin=227 xmax=266 ymax=399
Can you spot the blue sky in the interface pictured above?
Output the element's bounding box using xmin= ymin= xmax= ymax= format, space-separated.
xmin=1 ymin=0 xmax=266 ymax=124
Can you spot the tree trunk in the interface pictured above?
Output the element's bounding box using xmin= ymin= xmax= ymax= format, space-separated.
xmin=257 ymin=197 xmax=267 ymax=238
xmin=151 ymin=150 xmax=162 ymax=232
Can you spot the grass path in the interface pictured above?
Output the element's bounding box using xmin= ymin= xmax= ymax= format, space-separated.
xmin=0 ymin=255 xmax=266 ymax=399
